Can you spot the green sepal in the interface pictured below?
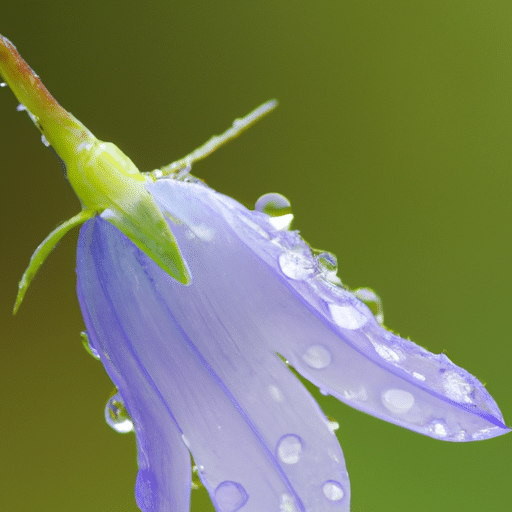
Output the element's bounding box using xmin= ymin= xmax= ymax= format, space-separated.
xmin=13 ymin=209 xmax=96 ymax=314
xmin=104 ymin=196 xmax=191 ymax=285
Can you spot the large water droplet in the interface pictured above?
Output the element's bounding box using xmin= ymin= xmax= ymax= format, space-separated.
xmin=255 ymin=193 xmax=291 ymax=216
xmin=214 ymin=481 xmax=248 ymax=512
xmin=301 ymin=344 xmax=332 ymax=369
xmin=81 ymin=331 xmax=100 ymax=359
xmin=382 ymin=389 xmax=415 ymax=414
xmin=277 ymin=434 xmax=303 ymax=464
xmin=255 ymin=193 xmax=293 ymax=231
xmin=279 ymin=251 xmax=316 ymax=280
xmin=353 ymin=287 xmax=384 ymax=324
xmin=328 ymin=303 xmax=367 ymax=329
xmin=322 ymin=480 xmax=345 ymax=501
xmin=105 ymin=392 xmax=134 ymax=433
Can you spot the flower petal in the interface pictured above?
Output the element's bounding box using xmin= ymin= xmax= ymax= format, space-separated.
xmin=77 ymin=243 xmax=192 ymax=512
xmin=77 ymin=175 xmax=509 ymax=512
xmin=147 ymin=178 xmax=509 ymax=442
xmin=78 ymin=215 xmax=350 ymax=511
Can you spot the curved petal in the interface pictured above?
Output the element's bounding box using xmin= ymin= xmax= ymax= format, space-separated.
xmin=78 ymin=217 xmax=350 ymax=512
xmin=147 ymin=178 xmax=509 ymax=442
xmin=77 ymin=230 xmax=192 ymax=512
xmin=77 ymin=175 xmax=509 ymax=512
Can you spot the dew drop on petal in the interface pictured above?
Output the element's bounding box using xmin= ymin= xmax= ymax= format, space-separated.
xmin=255 ymin=193 xmax=293 ymax=230
xmin=316 ymin=251 xmax=342 ymax=285
xmin=327 ymin=419 xmax=340 ymax=433
xmin=317 ymin=251 xmax=338 ymax=273
xmin=268 ymin=384 xmax=285 ymax=402
xmin=442 ymin=370 xmax=473 ymax=404
xmin=344 ymin=386 xmax=368 ymax=401
xmin=413 ymin=372 xmax=426 ymax=381
xmin=301 ymin=344 xmax=332 ymax=369
xmin=214 ymin=481 xmax=249 ymax=512
xmin=328 ymin=303 xmax=367 ymax=329
xmin=381 ymin=389 xmax=415 ymax=414
xmin=426 ymin=420 xmax=448 ymax=438
xmin=279 ymin=251 xmax=316 ymax=280
xmin=255 ymin=192 xmax=292 ymax=216
xmin=279 ymin=493 xmax=297 ymax=512
xmin=322 ymin=480 xmax=345 ymax=501
xmin=277 ymin=434 xmax=303 ymax=464
xmin=105 ymin=392 xmax=134 ymax=433
xmin=353 ymin=287 xmax=384 ymax=324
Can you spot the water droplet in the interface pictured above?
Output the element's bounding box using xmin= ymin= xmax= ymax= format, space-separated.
xmin=471 ymin=426 xmax=500 ymax=440
xmin=268 ymin=384 xmax=285 ymax=402
xmin=344 ymin=386 xmax=368 ymax=401
xmin=327 ymin=418 xmax=339 ymax=433
xmin=322 ymin=480 xmax=344 ymax=501
xmin=255 ymin=193 xmax=293 ymax=231
xmin=255 ymin=192 xmax=291 ymax=216
xmin=214 ymin=481 xmax=248 ymax=512
xmin=382 ymin=389 xmax=415 ymax=414
xmin=317 ymin=251 xmax=337 ymax=272
xmin=279 ymin=493 xmax=296 ymax=512
xmin=41 ymin=134 xmax=50 ymax=147
xmin=353 ymin=287 xmax=384 ymax=324
xmin=426 ymin=420 xmax=448 ymax=438
xmin=279 ymin=251 xmax=315 ymax=280
xmin=442 ymin=371 xmax=473 ymax=403
xmin=301 ymin=344 xmax=332 ymax=369
xmin=412 ymin=372 xmax=426 ymax=381
xmin=181 ymin=434 xmax=191 ymax=449
xmin=277 ymin=434 xmax=303 ymax=464
xmin=370 ymin=339 xmax=403 ymax=363
xmin=105 ymin=392 xmax=134 ymax=433
xmin=80 ymin=331 xmax=100 ymax=359
xmin=316 ymin=251 xmax=342 ymax=285
xmin=189 ymin=223 xmax=214 ymax=241
xmin=0 ymin=82 xmax=7 ymax=87
xmin=328 ymin=303 xmax=367 ymax=329
xmin=16 ymin=103 xmax=26 ymax=111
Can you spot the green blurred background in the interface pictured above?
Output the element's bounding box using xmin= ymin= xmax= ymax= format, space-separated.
xmin=1 ymin=2 xmax=511 ymax=511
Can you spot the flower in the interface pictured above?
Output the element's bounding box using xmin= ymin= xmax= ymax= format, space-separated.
xmin=77 ymin=176 xmax=509 ymax=512
xmin=2 ymin=35 xmax=509 ymax=512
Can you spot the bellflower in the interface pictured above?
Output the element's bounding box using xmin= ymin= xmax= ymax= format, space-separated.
xmin=2 ymin=36 xmax=509 ymax=512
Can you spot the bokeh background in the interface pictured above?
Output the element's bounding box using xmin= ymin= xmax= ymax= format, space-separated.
xmin=1 ymin=2 xmax=511 ymax=511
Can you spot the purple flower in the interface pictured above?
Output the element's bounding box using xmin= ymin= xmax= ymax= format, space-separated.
xmin=77 ymin=176 xmax=509 ymax=512
xmin=2 ymin=34 xmax=508 ymax=512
